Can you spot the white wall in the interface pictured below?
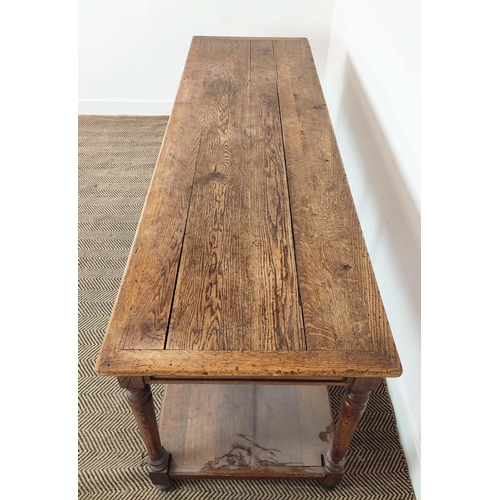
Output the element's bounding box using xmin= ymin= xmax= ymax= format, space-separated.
xmin=323 ymin=1 xmax=420 ymax=497
xmin=78 ymin=0 xmax=335 ymax=114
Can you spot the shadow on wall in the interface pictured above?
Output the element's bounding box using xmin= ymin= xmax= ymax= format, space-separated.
xmin=338 ymin=57 xmax=421 ymax=327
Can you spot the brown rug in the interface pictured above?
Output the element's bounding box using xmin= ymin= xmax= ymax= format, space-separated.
xmin=78 ymin=115 xmax=416 ymax=499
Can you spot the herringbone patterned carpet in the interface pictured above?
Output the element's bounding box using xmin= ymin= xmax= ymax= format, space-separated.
xmin=78 ymin=115 xmax=416 ymax=499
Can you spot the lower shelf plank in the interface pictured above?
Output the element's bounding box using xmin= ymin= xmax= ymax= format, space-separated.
xmin=169 ymin=465 xmax=326 ymax=480
xmin=158 ymin=384 xmax=334 ymax=479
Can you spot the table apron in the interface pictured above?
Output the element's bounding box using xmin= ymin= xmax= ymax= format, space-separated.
xmin=144 ymin=376 xmax=353 ymax=386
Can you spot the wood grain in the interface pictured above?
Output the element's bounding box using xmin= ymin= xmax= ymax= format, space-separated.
xmin=158 ymin=384 xmax=332 ymax=479
xmin=169 ymin=465 xmax=325 ymax=480
xmin=274 ymin=38 xmax=397 ymax=363
xmin=166 ymin=39 xmax=304 ymax=351
xmin=96 ymin=349 xmax=400 ymax=378
xmin=95 ymin=35 xmax=402 ymax=382
xmin=96 ymin=37 xmax=212 ymax=354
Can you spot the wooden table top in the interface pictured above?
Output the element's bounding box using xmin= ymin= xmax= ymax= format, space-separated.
xmin=96 ymin=36 xmax=402 ymax=381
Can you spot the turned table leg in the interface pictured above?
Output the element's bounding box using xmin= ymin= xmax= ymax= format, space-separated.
xmin=118 ymin=377 xmax=172 ymax=491
xmin=323 ymin=377 xmax=382 ymax=488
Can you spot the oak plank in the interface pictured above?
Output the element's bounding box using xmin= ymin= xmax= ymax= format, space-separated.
xmin=97 ymin=37 xmax=215 ymax=353
xmin=166 ymin=39 xmax=305 ymax=351
xmin=169 ymin=465 xmax=325 ymax=480
xmin=274 ymin=38 xmax=398 ymax=366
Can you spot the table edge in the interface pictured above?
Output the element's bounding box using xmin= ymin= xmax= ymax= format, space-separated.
xmin=95 ymin=348 xmax=402 ymax=379
xmin=191 ymin=36 xmax=310 ymax=41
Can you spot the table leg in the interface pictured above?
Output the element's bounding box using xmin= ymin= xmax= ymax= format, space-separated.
xmin=323 ymin=377 xmax=381 ymax=488
xmin=118 ymin=377 xmax=172 ymax=491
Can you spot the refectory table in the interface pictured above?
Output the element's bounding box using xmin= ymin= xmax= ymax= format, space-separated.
xmin=95 ymin=36 xmax=402 ymax=492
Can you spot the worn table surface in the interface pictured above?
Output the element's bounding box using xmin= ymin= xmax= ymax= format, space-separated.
xmin=96 ymin=36 xmax=402 ymax=381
